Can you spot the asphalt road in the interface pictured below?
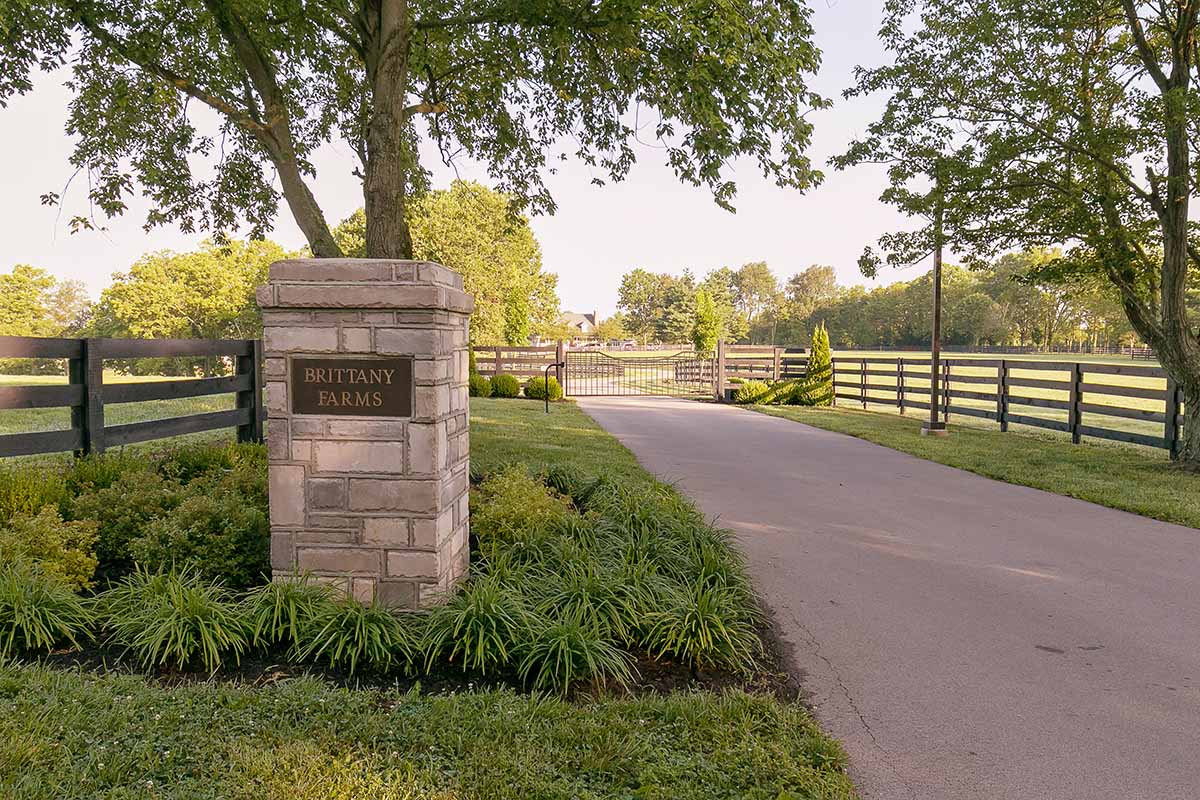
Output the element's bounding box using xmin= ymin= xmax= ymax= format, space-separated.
xmin=577 ymin=396 xmax=1200 ymax=800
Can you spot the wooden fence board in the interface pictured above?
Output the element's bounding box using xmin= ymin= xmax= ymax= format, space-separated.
xmin=0 ymin=428 xmax=84 ymax=458
xmin=0 ymin=384 xmax=85 ymax=410
xmin=105 ymin=409 xmax=252 ymax=447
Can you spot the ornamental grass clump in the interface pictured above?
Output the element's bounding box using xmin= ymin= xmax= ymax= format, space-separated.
xmin=646 ymin=582 xmax=761 ymax=675
xmin=534 ymin=560 xmax=644 ymax=644
xmin=423 ymin=574 xmax=533 ymax=675
xmin=519 ymin=617 xmax=634 ymax=694
xmin=0 ymin=561 xmax=94 ymax=659
xmin=101 ymin=566 xmax=250 ymax=673
xmin=243 ymin=575 xmax=338 ymax=651
xmin=295 ymin=598 xmax=421 ymax=675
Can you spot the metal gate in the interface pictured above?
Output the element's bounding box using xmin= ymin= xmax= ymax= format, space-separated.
xmin=564 ymin=350 xmax=715 ymax=397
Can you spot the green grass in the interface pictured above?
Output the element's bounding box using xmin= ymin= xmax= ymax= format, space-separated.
xmin=0 ymin=665 xmax=854 ymax=800
xmin=471 ymin=398 xmax=660 ymax=488
xmin=754 ymin=404 xmax=1200 ymax=529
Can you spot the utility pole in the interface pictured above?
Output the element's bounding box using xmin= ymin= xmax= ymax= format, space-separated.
xmin=922 ymin=168 xmax=949 ymax=437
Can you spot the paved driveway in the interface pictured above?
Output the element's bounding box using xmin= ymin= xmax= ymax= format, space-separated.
xmin=577 ymin=396 xmax=1200 ymax=800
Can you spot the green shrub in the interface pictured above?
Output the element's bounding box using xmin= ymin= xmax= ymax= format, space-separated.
xmin=158 ymin=441 xmax=266 ymax=485
xmin=0 ymin=507 xmax=98 ymax=591
xmin=523 ymin=375 xmax=562 ymax=401
xmin=490 ymin=373 xmax=521 ymax=398
xmin=468 ymin=347 xmax=478 ymax=375
xmin=64 ymin=452 xmax=150 ymax=494
xmin=471 ymin=466 xmax=574 ymax=545
xmin=296 ymin=599 xmax=420 ymax=675
xmin=469 ymin=372 xmax=493 ymax=397
xmin=69 ymin=470 xmax=185 ymax=576
xmin=423 ymin=575 xmax=532 ymax=675
xmin=0 ymin=561 xmax=94 ymax=658
xmin=646 ymin=583 xmax=760 ymax=674
xmin=733 ymin=380 xmax=770 ymax=404
xmin=0 ymin=466 xmax=68 ymax=525
xmin=101 ymin=566 xmax=250 ymax=673
xmin=243 ymin=576 xmax=339 ymax=651
xmin=519 ymin=618 xmax=634 ymax=694
xmin=128 ymin=486 xmax=269 ymax=590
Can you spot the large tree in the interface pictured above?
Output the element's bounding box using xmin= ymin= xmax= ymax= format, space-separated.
xmin=839 ymin=0 xmax=1200 ymax=462
xmin=2 ymin=0 xmax=827 ymax=259
xmin=333 ymin=180 xmax=559 ymax=343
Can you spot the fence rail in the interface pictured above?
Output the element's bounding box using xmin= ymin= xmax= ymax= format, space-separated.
xmin=0 ymin=336 xmax=264 ymax=458
xmin=830 ymin=356 xmax=1185 ymax=458
xmin=473 ymin=344 xmax=563 ymax=380
xmin=722 ymin=345 xmax=808 ymax=382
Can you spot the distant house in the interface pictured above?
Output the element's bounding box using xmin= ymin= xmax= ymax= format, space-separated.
xmin=557 ymin=311 xmax=597 ymax=336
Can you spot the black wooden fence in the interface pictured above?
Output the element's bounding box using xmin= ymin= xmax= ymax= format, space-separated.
xmin=0 ymin=336 xmax=264 ymax=458
xmin=831 ymin=356 xmax=1185 ymax=458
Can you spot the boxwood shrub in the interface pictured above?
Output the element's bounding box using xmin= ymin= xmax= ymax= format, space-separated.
xmin=523 ymin=375 xmax=562 ymax=401
xmin=491 ymin=373 xmax=521 ymax=398
xmin=469 ymin=372 xmax=493 ymax=397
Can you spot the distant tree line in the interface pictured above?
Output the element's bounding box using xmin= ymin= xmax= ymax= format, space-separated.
xmin=614 ymin=248 xmax=1189 ymax=351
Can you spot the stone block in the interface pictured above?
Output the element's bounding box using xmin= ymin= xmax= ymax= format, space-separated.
xmin=347 ymin=478 xmax=439 ymax=512
xmin=297 ymin=546 xmax=381 ymax=574
xmin=308 ymin=477 xmax=346 ymax=509
xmin=387 ymin=549 xmax=439 ymax=579
xmin=269 ymin=259 xmax=395 ymax=282
xmin=269 ymin=465 xmax=305 ymax=526
xmin=340 ymin=326 xmax=372 ymax=352
xmin=278 ymin=284 xmax=443 ymax=309
xmin=363 ymin=517 xmax=409 ymax=545
xmin=266 ymin=381 xmax=288 ymax=415
xmin=325 ymin=419 xmax=405 ymax=439
xmin=264 ymin=326 xmax=338 ymax=353
xmin=351 ymin=577 xmax=376 ymax=603
xmin=406 ymin=423 xmax=445 ymax=474
xmin=376 ymin=327 xmax=439 ymax=356
xmin=270 ymin=532 xmax=293 ymax=570
xmin=314 ymin=440 xmax=404 ymax=474
xmin=376 ymin=580 xmax=418 ymax=608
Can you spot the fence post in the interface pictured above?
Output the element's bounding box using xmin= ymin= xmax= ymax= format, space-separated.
xmin=555 ymin=340 xmax=565 ymax=387
xmin=1165 ymin=375 xmax=1181 ymax=460
xmin=942 ymin=361 xmax=951 ymax=423
xmin=773 ymin=347 xmax=783 ymax=382
xmin=236 ymin=339 xmax=264 ymax=443
xmin=897 ymin=357 xmax=905 ymax=414
xmin=998 ymin=359 xmax=1009 ymax=432
xmin=493 ymin=347 xmax=502 ymax=376
xmin=860 ymin=358 xmax=867 ymax=408
xmin=1068 ymin=362 xmax=1083 ymax=444
xmin=714 ymin=340 xmax=726 ymax=401
xmin=67 ymin=345 xmax=87 ymax=456
xmin=831 ymin=358 xmax=837 ymax=407
xmin=80 ymin=338 xmax=105 ymax=455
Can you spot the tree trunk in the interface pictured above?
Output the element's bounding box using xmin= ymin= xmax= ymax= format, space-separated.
xmin=364 ymin=0 xmax=415 ymax=259
xmin=1180 ymin=382 xmax=1200 ymax=464
xmin=276 ymin=153 xmax=342 ymax=257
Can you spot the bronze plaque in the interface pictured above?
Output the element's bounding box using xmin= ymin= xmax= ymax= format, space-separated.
xmin=291 ymin=357 xmax=413 ymax=417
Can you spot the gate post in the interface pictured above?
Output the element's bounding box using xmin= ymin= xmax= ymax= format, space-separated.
xmin=714 ymin=340 xmax=726 ymax=401
xmin=555 ymin=340 xmax=565 ymax=389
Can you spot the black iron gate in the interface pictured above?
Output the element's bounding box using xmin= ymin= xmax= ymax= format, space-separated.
xmin=564 ymin=350 xmax=715 ymax=397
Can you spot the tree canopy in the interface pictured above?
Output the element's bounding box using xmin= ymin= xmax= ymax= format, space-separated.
xmin=332 ymin=180 xmax=559 ymax=344
xmin=3 ymin=0 xmax=827 ymax=258
xmin=837 ymin=0 xmax=1200 ymax=460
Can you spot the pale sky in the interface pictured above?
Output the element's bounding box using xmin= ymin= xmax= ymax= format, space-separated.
xmin=0 ymin=0 xmax=912 ymax=317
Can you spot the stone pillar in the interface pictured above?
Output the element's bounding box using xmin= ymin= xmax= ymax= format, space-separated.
xmin=257 ymin=259 xmax=473 ymax=608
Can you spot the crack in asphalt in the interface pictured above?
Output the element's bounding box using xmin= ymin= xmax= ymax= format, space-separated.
xmin=786 ymin=608 xmax=918 ymax=800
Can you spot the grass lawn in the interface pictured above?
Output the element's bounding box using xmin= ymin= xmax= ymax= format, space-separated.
xmin=471 ymin=396 xmax=661 ymax=488
xmin=0 ymin=666 xmax=853 ymax=800
xmin=754 ymin=404 xmax=1200 ymax=530
xmin=0 ymin=396 xmax=857 ymax=800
